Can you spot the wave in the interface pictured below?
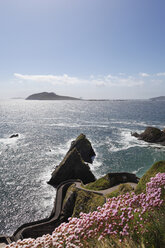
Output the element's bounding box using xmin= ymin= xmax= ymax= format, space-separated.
xmin=132 ymin=167 xmax=144 ymax=175
xmin=90 ymin=159 xmax=102 ymax=170
xmin=110 ymin=119 xmax=147 ymax=127
xmin=108 ymin=129 xmax=165 ymax=152
xmin=48 ymin=123 xmax=108 ymax=128
xmin=0 ymin=134 xmax=21 ymax=146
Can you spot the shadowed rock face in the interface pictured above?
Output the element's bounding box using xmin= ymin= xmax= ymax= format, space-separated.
xmin=132 ymin=127 xmax=165 ymax=145
xmin=68 ymin=134 xmax=96 ymax=164
xmin=106 ymin=173 xmax=139 ymax=187
xmin=48 ymin=148 xmax=96 ymax=187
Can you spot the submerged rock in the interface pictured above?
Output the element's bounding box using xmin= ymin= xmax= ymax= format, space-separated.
xmin=132 ymin=127 xmax=165 ymax=145
xmin=48 ymin=148 xmax=96 ymax=187
xmin=68 ymin=133 xmax=96 ymax=163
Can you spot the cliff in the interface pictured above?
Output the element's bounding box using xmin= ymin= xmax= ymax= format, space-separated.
xmin=26 ymin=92 xmax=81 ymax=100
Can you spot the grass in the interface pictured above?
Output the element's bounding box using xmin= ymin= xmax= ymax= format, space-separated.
xmin=84 ymin=174 xmax=111 ymax=190
xmin=72 ymin=187 xmax=105 ymax=217
xmin=105 ymin=183 xmax=134 ymax=198
xmin=63 ymin=184 xmax=105 ymax=218
xmin=135 ymin=160 xmax=165 ymax=194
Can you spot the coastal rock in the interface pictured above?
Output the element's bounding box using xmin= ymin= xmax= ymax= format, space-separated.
xmin=132 ymin=127 xmax=165 ymax=145
xmin=68 ymin=133 xmax=96 ymax=163
xmin=9 ymin=134 xmax=19 ymax=138
xmin=131 ymin=132 xmax=139 ymax=138
xmin=48 ymin=148 xmax=96 ymax=187
xmin=106 ymin=172 xmax=139 ymax=187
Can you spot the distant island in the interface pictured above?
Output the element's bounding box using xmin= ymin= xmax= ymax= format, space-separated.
xmin=26 ymin=92 xmax=81 ymax=100
xmin=150 ymin=96 xmax=165 ymax=101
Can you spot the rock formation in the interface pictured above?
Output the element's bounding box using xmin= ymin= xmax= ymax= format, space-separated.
xmin=132 ymin=127 xmax=165 ymax=145
xmin=26 ymin=92 xmax=81 ymax=100
xmin=48 ymin=148 xmax=96 ymax=187
xmin=106 ymin=172 xmax=139 ymax=187
xmin=9 ymin=134 xmax=19 ymax=138
xmin=68 ymin=133 xmax=96 ymax=163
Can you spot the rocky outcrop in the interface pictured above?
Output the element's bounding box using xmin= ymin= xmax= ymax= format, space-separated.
xmin=132 ymin=127 xmax=165 ymax=145
xmin=106 ymin=172 xmax=139 ymax=187
xmin=10 ymin=134 xmax=19 ymax=138
xmin=68 ymin=133 xmax=96 ymax=163
xmin=48 ymin=148 xmax=96 ymax=187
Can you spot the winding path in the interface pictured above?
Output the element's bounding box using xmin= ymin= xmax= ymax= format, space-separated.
xmin=75 ymin=181 xmax=137 ymax=196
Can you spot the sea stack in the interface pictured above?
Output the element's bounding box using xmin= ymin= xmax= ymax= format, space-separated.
xmin=68 ymin=133 xmax=96 ymax=163
xmin=48 ymin=134 xmax=96 ymax=187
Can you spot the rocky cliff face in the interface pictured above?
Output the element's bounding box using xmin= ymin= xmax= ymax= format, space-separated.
xmin=48 ymin=134 xmax=96 ymax=187
xmin=48 ymin=148 xmax=96 ymax=187
xmin=68 ymin=134 xmax=96 ymax=163
xmin=132 ymin=127 xmax=165 ymax=145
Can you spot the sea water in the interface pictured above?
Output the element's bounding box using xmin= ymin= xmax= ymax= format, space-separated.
xmin=0 ymin=99 xmax=165 ymax=235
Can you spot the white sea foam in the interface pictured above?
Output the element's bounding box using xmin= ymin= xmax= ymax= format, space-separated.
xmin=45 ymin=138 xmax=74 ymax=157
xmin=0 ymin=136 xmax=19 ymax=146
xmin=49 ymin=123 xmax=108 ymax=128
xmin=110 ymin=119 xmax=147 ymax=127
xmin=108 ymin=129 xmax=165 ymax=152
xmin=90 ymin=159 xmax=102 ymax=170
xmin=132 ymin=167 xmax=144 ymax=174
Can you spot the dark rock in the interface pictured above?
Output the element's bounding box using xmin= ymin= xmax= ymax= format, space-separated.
xmin=131 ymin=132 xmax=139 ymax=138
xmin=138 ymin=127 xmax=162 ymax=142
xmin=61 ymin=188 xmax=77 ymax=218
xmin=133 ymin=127 xmax=165 ymax=145
xmin=48 ymin=148 xmax=96 ymax=187
xmin=9 ymin=134 xmax=19 ymax=138
xmin=68 ymin=133 xmax=96 ymax=163
xmin=106 ymin=172 xmax=139 ymax=187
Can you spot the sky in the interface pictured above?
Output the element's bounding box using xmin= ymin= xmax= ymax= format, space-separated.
xmin=0 ymin=0 xmax=165 ymax=99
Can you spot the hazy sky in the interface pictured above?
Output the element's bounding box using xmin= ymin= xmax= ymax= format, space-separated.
xmin=0 ymin=0 xmax=165 ymax=99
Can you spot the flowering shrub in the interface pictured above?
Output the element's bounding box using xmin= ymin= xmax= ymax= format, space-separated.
xmin=6 ymin=173 xmax=165 ymax=248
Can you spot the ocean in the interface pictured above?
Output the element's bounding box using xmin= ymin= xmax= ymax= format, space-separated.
xmin=0 ymin=99 xmax=165 ymax=235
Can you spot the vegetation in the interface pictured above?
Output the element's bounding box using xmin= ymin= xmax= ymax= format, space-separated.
xmin=63 ymin=184 xmax=105 ymax=218
xmin=106 ymin=183 xmax=134 ymax=199
xmin=84 ymin=174 xmax=111 ymax=190
xmin=136 ymin=160 xmax=165 ymax=194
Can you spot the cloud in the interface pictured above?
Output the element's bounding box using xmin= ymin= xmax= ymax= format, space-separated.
xmin=97 ymin=75 xmax=144 ymax=87
xmin=14 ymin=73 xmax=83 ymax=85
xmin=139 ymin=72 xmax=150 ymax=77
xmin=14 ymin=73 xmax=144 ymax=88
xmin=156 ymin=72 xmax=165 ymax=77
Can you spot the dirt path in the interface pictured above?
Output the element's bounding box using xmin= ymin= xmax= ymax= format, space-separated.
xmin=75 ymin=182 xmax=137 ymax=197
